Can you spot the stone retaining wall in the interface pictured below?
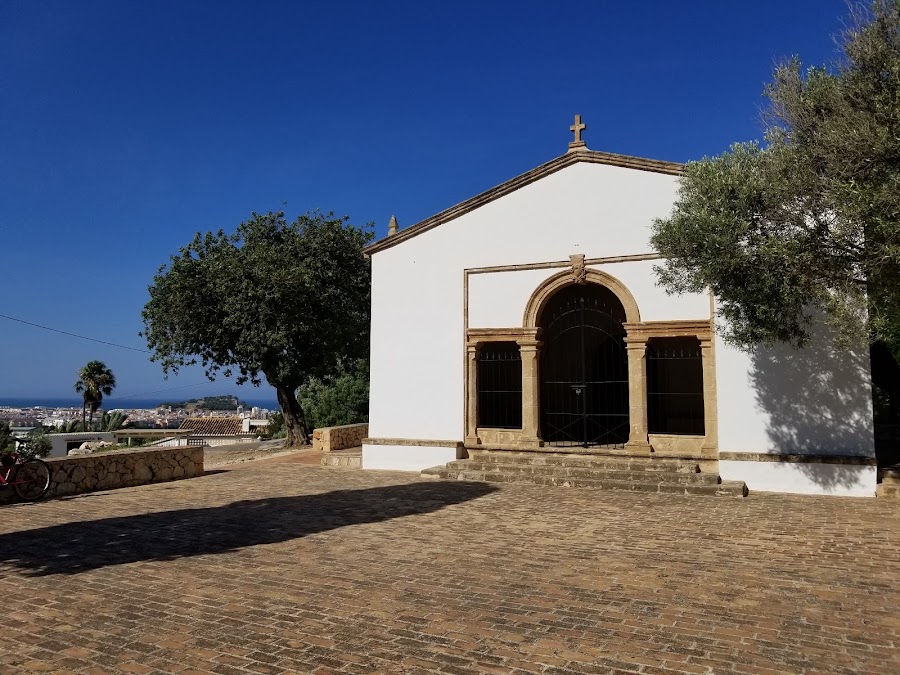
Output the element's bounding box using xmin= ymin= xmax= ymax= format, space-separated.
xmin=1 ymin=446 xmax=204 ymax=504
xmin=313 ymin=423 xmax=368 ymax=453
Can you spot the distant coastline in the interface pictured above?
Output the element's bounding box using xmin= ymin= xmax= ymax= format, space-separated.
xmin=0 ymin=397 xmax=280 ymax=410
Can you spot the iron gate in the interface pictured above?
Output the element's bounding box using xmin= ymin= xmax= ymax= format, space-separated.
xmin=539 ymin=284 xmax=629 ymax=447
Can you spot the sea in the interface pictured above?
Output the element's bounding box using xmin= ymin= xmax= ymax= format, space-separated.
xmin=0 ymin=397 xmax=280 ymax=411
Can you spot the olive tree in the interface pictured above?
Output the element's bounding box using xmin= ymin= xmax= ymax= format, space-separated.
xmin=142 ymin=211 xmax=372 ymax=446
xmin=652 ymin=1 xmax=900 ymax=355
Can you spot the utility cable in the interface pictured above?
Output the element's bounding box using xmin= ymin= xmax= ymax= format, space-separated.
xmin=0 ymin=312 xmax=150 ymax=353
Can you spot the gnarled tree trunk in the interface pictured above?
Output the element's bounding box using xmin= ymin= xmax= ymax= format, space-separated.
xmin=275 ymin=384 xmax=308 ymax=447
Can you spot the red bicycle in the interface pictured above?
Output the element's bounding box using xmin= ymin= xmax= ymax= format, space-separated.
xmin=0 ymin=452 xmax=51 ymax=502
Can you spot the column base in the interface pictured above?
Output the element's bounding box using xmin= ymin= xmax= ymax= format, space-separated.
xmin=699 ymin=441 xmax=718 ymax=460
xmin=623 ymin=440 xmax=652 ymax=456
xmin=465 ymin=435 xmax=480 ymax=447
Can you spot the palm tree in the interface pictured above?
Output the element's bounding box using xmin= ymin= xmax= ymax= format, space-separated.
xmin=99 ymin=410 xmax=129 ymax=432
xmin=74 ymin=361 xmax=117 ymax=431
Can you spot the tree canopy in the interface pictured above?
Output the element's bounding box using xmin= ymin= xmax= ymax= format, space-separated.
xmin=142 ymin=210 xmax=372 ymax=446
xmin=299 ymin=357 xmax=370 ymax=429
xmin=651 ymin=1 xmax=900 ymax=355
xmin=74 ymin=361 xmax=117 ymax=432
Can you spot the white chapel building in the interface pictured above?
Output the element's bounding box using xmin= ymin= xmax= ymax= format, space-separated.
xmin=362 ymin=118 xmax=877 ymax=497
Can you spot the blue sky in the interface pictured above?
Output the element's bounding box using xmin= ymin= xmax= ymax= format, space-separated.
xmin=0 ymin=0 xmax=851 ymax=402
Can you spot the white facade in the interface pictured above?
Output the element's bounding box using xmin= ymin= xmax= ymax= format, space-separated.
xmin=364 ymin=150 xmax=876 ymax=496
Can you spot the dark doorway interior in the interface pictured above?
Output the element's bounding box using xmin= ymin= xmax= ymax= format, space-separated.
xmin=647 ymin=336 xmax=705 ymax=435
xmin=539 ymin=283 xmax=628 ymax=447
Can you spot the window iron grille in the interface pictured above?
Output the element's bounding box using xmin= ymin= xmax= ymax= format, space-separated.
xmin=477 ymin=342 xmax=522 ymax=429
xmin=647 ymin=337 xmax=705 ymax=435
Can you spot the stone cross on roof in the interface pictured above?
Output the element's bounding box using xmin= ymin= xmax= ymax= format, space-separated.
xmin=568 ymin=114 xmax=587 ymax=151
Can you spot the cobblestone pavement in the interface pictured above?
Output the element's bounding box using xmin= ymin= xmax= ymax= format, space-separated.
xmin=0 ymin=461 xmax=897 ymax=675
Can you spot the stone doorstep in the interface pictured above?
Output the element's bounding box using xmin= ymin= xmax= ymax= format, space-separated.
xmin=876 ymin=483 xmax=900 ymax=498
xmin=875 ymin=465 xmax=900 ymax=497
xmin=467 ymin=450 xmax=700 ymax=472
xmin=442 ymin=461 xmax=722 ymax=485
xmin=321 ymin=448 xmax=362 ymax=468
xmin=437 ymin=468 xmax=748 ymax=497
xmin=877 ymin=465 xmax=900 ymax=483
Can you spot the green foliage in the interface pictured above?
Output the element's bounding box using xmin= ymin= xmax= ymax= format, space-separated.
xmin=299 ymin=358 xmax=369 ymax=429
xmin=0 ymin=421 xmax=10 ymax=453
xmin=55 ymin=419 xmax=83 ymax=433
xmin=98 ymin=411 xmax=129 ymax=432
xmin=652 ymin=1 xmax=900 ymax=354
xmin=142 ymin=210 xmax=373 ymax=446
xmin=22 ymin=429 xmax=52 ymax=459
xmin=263 ymin=411 xmax=286 ymax=439
xmin=75 ymin=361 xmax=117 ymax=431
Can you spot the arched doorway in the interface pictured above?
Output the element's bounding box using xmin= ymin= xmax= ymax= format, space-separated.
xmin=539 ymin=283 xmax=629 ymax=447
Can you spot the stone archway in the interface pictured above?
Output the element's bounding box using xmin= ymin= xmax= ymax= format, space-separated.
xmin=523 ymin=268 xmax=641 ymax=328
xmin=538 ymin=282 xmax=630 ymax=447
xmin=522 ymin=268 xmax=650 ymax=453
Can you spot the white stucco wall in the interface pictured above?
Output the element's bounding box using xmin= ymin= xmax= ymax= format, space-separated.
xmin=719 ymin=461 xmax=876 ymax=497
xmin=362 ymin=444 xmax=458 ymax=471
xmin=715 ymin=326 xmax=875 ymax=458
xmin=467 ymin=260 xmax=708 ymax=328
xmin=49 ymin=432 xmax=115 ymax=458
xmin=369 ymin=161 xmax=681 ymax=442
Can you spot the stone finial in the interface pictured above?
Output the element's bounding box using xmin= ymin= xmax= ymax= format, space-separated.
xmin=568 ymin=114 xmax=587 ymax=151
xmin=388 ymin=215 xmax=399 ymax=236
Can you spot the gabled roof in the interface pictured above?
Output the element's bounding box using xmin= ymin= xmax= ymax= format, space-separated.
xmin=179 ymin=417 xmax=244 ymax=436
xmin=364 ymin=148 xmax=684 ymax=255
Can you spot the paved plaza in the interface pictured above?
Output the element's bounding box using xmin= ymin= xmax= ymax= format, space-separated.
xmin=0 ymin=457 xmax=897 ymax=675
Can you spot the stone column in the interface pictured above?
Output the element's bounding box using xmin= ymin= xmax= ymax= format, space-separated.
xmin=465 ymin=344 xmax=480 ymax=446
xmin=517 ymin=339 xmax=542 ymax=446
xmin=699 ymin=335 xmax=718 ymax=458
xmin=624 ymin=337 xmax=652 ymax=455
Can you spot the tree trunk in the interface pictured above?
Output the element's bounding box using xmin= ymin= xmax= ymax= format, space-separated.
xmin=81 ymin=403 xmax=87 ymax=433
xmin=275 ymin=384 xmax=308 ymax=447
xmin=88 ymin=402 xmax=97 ymax=431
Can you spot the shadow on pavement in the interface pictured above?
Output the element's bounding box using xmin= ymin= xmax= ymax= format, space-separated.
xmin=0 ymin=481 xmax=496 ymax=576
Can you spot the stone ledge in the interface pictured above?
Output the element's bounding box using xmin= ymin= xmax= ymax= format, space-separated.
xmin=321 ymin=449 xmax=362 ymax=468
xmin=719 ymin=452 xmax=877 ymax=466
xmin=363 ymin=438 xmax=464 ymax=448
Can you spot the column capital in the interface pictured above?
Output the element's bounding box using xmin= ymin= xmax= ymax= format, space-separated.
xmin=516 ymin=339 xmax=543 ymax=350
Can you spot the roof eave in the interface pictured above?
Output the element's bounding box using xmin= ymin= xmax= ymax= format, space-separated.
xmin=364 ymin=149 xmax=684 ymax=256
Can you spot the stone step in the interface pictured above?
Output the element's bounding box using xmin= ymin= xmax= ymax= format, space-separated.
xmin=876 ymin=483 xmax=900 ymax=498
xmin=877 ymin=465 xmax=900 ymax=484
xmin=465 ymin=451 xmax=700 ymax=473
xmin=442 ymin=461 xmax=721 ymax=486
xmin=321 ymin=450 xmax=362 ymax=468
xmin=437 ymin=469 xmax=747 ymax=497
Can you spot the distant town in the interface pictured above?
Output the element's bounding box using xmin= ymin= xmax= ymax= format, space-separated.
xmin=0 ymin=395 xmax=274 ymax=431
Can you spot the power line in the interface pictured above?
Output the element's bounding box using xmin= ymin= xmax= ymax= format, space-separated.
xmin=0 ymin=313 xmax=150 ymax=353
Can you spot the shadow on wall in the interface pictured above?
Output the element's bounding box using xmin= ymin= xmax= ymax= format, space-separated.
xmin=0 ymin=481 xmax=496 ymax=577
xmin=750 ymin=326 xmax=874 ymax=490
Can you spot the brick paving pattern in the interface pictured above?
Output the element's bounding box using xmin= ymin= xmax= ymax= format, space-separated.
xmin=0 ymin=460 xmax=897 ymax=674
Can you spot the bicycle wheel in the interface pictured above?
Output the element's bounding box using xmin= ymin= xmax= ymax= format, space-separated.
xmin=12 ymin=459 xmax=51 ymax=501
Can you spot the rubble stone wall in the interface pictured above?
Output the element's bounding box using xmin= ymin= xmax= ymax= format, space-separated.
xmin=312 ymin=423 xmax=368 ymax=453
xmin=1 ymin=446 xmax=204 ymax=504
